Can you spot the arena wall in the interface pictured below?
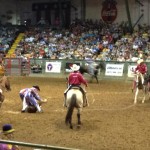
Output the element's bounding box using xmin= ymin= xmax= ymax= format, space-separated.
xmin=4 ymin=58 xmax=150 ymax=81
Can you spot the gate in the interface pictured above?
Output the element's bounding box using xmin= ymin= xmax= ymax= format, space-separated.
xmin=4 ymin=58 xmax=30 ymax=76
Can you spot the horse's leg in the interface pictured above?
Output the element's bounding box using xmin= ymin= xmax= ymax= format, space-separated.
xmin=142 ymin=86 xmax=147 ymax=103
xmin=77 ymin=109 xmax=81 ymax=125
xmin=142 ymin=92 xmax=146 ymax=103
xmin=89 ymin=75 xmax=93 ymax=83
xmin=147 ymin=82 xmax=150 ymax=101
xmin=69 ymin=117 xmax=73 ymax=129
xmin=77 ymin=108 xmax=81 ymax=128
xmin=94 ymin=75 xmax=99 ymax=84
xmin=134 ymin=88 xmax=139 ymax=104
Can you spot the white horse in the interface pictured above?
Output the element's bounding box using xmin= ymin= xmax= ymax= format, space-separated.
xmin=65 ymin=87 xmax=84 ymax=129
xmin=134 ymin=72 xmax=149 ymax=104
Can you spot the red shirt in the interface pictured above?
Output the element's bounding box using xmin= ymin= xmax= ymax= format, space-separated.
xmin=135 ymin=63 xmax=147 ymax=74
xmin=68 ymin=72 xmax=88 ymax=87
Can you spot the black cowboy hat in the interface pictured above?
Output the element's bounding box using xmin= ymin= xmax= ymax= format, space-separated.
xmin=32 ymin=85 xmax=40 ymax=91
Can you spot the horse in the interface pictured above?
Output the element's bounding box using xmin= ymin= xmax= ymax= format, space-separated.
xmin=0 ymin=75 xmax=11 ymax=108
xmin=133 ymin=72 xmax=150 ymax=104
xmin=65 ymin=87 xmax=84 ymax=129
xmin=79 ymin=61 xmax=105 ymax=83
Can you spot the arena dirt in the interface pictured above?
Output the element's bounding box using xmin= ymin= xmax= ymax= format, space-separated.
xmin=0 ymin=76 xmax=150 ymax=150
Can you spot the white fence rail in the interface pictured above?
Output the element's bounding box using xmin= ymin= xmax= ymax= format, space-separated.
xmin=0 ymin=140 xmax=80 ymax=150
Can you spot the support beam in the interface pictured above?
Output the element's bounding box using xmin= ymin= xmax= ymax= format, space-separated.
xmin=80 ymin=0 xmax=86 ymax=21
xmin=124 ymin=0 xmax=133 ymax=33
xmin=133 ymin=13 xmax=144 ymax=29
xmin=135 ymin=0 xmax=144 ymax=7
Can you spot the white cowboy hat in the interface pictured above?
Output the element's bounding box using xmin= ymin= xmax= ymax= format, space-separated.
xmin=137 ymin=59 xmax=144 ymax=64
xmin=70 ymin=64 xmax=80 ymax=71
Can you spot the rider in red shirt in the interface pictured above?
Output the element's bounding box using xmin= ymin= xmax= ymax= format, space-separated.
xmin=132 ymin=59 xmax=148 ymax=91
xmin=64 ymin=64 xmax=88 ymax=107
xmin=134 ymin=59 xmax=147 ymax=75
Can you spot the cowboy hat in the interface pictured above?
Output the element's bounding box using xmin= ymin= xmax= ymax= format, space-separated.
xmin=1 ymin=124 xmax=15 ymax=134
xmin=32 ymin=85 xmax=40 ymax=91
xmin=70 ymin=64 xmax=80 ymax=71
xmin=137 ymin=59 xmax=144 ymax=64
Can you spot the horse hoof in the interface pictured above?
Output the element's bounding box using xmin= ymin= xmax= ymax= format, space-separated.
xmin=70 ymin=126 xmax=73 ymax=129
xmin=77 ymin=125 xmax=81 ymax=129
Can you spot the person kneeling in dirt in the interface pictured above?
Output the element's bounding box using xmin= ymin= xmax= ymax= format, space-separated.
xmin=64 ymin=64 xmax=89 ymax=107
xmin=19 ymin=85 xmax=46 ymax=113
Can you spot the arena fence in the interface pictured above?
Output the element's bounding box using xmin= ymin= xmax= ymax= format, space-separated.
xmin=0 ymin=140 xmax=80 ymax=150
xmin=3 ymin=58 xmax=150 ymax=80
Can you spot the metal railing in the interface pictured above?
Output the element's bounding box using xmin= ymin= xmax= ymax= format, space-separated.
xmin=0 ymin=140 xmax=80 ymax=150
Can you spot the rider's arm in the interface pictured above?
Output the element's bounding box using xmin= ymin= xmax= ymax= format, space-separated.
xmin=78 ymin=73 xmax=88 ymax=87
xmin=31 ymin=89 xmax=41 ymax=101
xmin=134 ymin=65 xmax=139 ymax=73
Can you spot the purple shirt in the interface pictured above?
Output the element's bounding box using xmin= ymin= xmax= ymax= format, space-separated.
xmin=0 ymin=144 xmax=16 ymax=150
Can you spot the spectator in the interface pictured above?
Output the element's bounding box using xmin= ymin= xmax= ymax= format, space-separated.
xmin=0 ymin=124 xmax=20 ymax=150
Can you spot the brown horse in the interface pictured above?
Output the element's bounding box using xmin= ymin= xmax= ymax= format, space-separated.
xmin=0 ymin=75 xmax=11 ymax=108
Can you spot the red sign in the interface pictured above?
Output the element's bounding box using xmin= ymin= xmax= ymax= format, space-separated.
xmin=101 ymin=0 xmax=117 ymax=24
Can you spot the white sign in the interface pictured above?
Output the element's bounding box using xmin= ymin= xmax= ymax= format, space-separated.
xmin=128 ymin=65 xmax=136 ymax=77
xmin=45 ymin=62 xmax=61 ymax=73
xmin=105 ymin=64 xmax=124 ymax=76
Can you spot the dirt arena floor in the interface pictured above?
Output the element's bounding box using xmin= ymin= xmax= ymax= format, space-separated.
xmin=1 ymin=76 xmax=150 ymax=150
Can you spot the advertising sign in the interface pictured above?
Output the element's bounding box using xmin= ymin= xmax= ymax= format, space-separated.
xmin=128 ymin=65 xmax=137 ymax=77
xmin=45 ymin=62 xmax=61 ymax=73
xmin=105 ymin=64 xmax=124 ymax=76
xmin=101 ymin=0 xmax=117 ymax=24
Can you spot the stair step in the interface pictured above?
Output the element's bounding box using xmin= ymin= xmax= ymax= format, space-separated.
xmin=7 ymin=33 xmax=25 ymax=56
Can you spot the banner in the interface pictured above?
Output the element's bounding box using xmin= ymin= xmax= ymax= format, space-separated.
xmin=45 ymin=62 xmax=61 ymax=73
xmin=128 ymin=65 xmax=136 ymax=77
xmin=105 ymin=64 xmax=124 ymax=76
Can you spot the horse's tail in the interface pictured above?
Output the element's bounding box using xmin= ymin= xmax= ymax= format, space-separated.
xmin=65 ymin=94 xmax=76 ymax=124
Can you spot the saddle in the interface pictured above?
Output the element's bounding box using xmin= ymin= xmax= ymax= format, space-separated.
xmin=70 ymin=86 xmax=80 ymax=90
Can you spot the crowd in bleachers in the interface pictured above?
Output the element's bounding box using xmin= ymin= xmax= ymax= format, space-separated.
xmin=1 ymin=19 xmax=150 ymax=63
xmin=0 ymin=25 xmax=21 ymax=62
